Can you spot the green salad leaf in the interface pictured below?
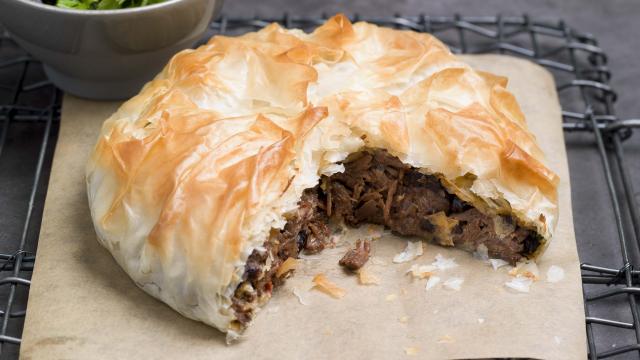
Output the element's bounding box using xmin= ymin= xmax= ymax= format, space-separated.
xmin=55 ymin=0 xmax=165 ymax=10
xmin=56 ymin=0 xmax=98 ymax=9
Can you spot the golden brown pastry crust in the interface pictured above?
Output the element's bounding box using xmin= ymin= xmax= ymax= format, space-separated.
xmin=86 ymin=14 xmax=559 ymax=333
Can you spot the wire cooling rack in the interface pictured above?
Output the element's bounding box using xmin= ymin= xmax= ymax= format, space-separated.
xmin=1 ymin=14 xmax=639 ymax=359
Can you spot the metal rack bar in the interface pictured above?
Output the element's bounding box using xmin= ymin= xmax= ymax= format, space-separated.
xmin=0 ymin=89 xmax=56 ymax=355
xmin=0 ymin=35 xmax=58 ymax=358
xmin=0 ymin=14 xmax=638 ymax=358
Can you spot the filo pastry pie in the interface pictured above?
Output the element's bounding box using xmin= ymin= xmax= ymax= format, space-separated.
xmin=85 ymin=14 xmax=559 ymax=337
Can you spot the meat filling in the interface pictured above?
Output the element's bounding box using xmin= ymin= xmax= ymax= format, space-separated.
xmin=231 ymin=190 xmax=331 ymax=327
xmin=231 ymin=148 xmax=541 ymax=327
xmin=339 ymin=239 xmax=371 ymax=271
xmin=325 ymin=149 xmax=540 ymax=264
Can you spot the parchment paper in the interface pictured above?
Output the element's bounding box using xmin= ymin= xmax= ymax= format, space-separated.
xmin=20 ymin=55 xmax=587 ymax=360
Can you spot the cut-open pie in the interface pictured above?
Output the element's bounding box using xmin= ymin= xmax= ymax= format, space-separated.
xmin=86 ymin=14 xmax=559 ymax=338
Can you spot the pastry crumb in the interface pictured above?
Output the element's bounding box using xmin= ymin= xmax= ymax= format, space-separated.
xmin=425 ymin=276 xmax=441 ymax=291
xmin=438 ymin=335 xmax=455 ymax=343
xmin=443 ymin=277 xmax=464 ymax=291
xmin=489 ymin=258 xmax=509 ymax=270
xmin=393 ymin=241 xmax=424 ymax=263
xmin=404 ymin=347 xmax=419 ymax=355
xmin=432 ymin=253 xmax=457 ymax=270
xmin=509 ymin=261 xmax=540 ymax=281
xmin=406 ymin=264 xmax=436 ymax=279
xmin=312 ymin=274 xmax=346 ymax=299
xmin=385 ymin=293 xmax=398 ymax=302
xmin=473 ymin=244 xmax=489 ymax=261
xmin=292 ymin=288 xmax=309 ymax=305
xmin=546 ymin=265 xmax=565 ymax=283
xmin=275 ymin=257 xmax=298 ymax=277
xmin=358 ymin=268 xmax=380 ymax=285
xmin=505 ymin=275 xmax=533 ymax=293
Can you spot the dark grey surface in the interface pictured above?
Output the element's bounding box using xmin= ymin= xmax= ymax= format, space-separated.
xmin=1 ymin=0 xmax=639 ymax=359
xmin=0 ymin=33 xmax=58 ymax=360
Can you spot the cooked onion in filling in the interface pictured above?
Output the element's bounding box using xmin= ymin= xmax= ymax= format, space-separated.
xmin=231 ymin=149 xmax=541 ymax=327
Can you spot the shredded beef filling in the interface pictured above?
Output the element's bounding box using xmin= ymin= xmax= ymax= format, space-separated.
xmin=231 ymin=190 xmax=330 ymax=326
xmin=231 ymin=148 xmax=541 ymax=326
xmin=325 ymin=149 xmax=539 ymax=264
xmin=339 ymin=239 xmax=371 ymax=271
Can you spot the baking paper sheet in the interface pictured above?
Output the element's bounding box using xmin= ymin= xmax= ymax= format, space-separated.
xmin=20 ymin=55 xmax=587 ymax=359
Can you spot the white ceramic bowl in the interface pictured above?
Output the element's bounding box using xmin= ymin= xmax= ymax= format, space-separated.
xmin=0 ymin=0 xmax=223 ymax=99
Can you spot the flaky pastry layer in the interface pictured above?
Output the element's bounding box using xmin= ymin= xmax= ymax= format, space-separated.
xmin=86 ymin=14 xmax=559 ymax=333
